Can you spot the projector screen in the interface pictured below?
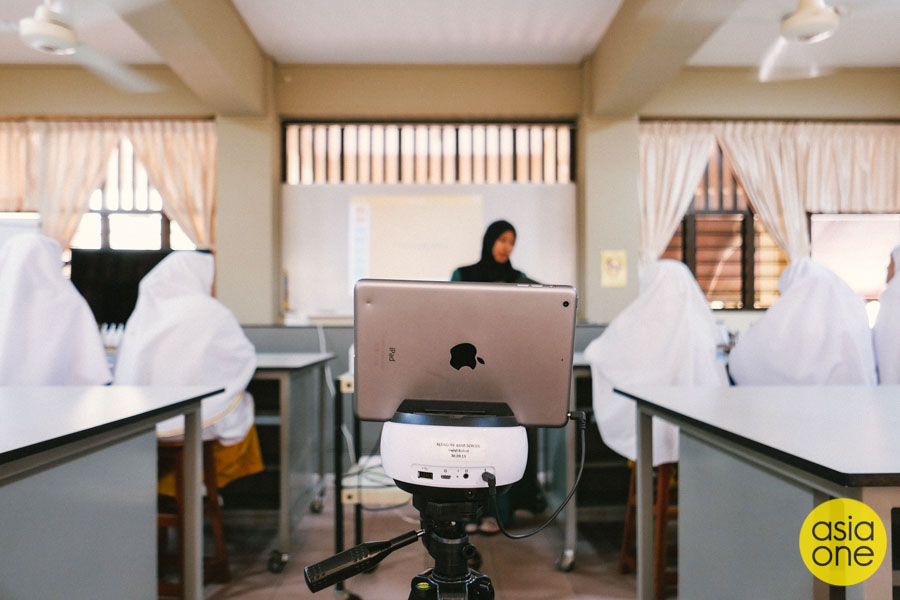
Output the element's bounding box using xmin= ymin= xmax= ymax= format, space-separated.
xmin=282 ymin=183 xmax=576 ymax=321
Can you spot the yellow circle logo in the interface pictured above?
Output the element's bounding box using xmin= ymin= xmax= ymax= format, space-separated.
xmin=798 ymin=498 xmax=886 ymax=586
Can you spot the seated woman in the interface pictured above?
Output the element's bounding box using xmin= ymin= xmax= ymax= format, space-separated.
xmin=873 ymin=245 xmax=900 ymax=384
xmin=114 ymin=251 xmax=263 ymax=494
xmin=728 ymin=257 xmax=876 ymax=385
xmin=0 ymin=232 xmax=110 ymax=385
xmin=451 ymin=220 xmax=536 ymax=284
xmin=585 ymin=259 xmax=728 ymax=467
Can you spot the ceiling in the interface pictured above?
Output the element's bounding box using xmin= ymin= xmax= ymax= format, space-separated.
xmin=0 ymin=0 xmax=898 ymax=71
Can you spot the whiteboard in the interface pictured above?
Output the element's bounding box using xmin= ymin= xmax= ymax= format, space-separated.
xmin=282 ymin=183 xmax=576 ymax=320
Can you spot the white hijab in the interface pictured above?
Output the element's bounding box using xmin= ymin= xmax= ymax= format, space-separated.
xmin=584 ymin=260 xmax=728 ymax=465
xmin=0 ymin=233 xmax=110 ymax=385
xmin=114 ymin=251 xmax=257 ymax=444
xmin=873 ymin=245 xmax=900 ymax=384
xmin=728 ymin=257 xmax=876 ymax=386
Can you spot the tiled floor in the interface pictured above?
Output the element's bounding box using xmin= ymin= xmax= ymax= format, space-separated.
xmin=202 ymin=490 xmax=640 ymax=600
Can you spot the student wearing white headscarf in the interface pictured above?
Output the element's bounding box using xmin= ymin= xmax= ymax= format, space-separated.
xmin=584 ymin=259 xmax=728 ymax=466
xmin=0 ymin=232 xmax=110 ymax=385
xmin=114 ymin=251 xmax=263 ymax=492
xmin=873 ymin=245 xmax=900 ymax=384
xmin=728 ymin=257 xmax=876 ymax=385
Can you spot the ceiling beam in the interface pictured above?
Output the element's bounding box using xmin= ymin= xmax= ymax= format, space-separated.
xmin=110 ymin=0 xmax=268 ymax=116
xmin=587 ymin=0 xmax=745 ymax=116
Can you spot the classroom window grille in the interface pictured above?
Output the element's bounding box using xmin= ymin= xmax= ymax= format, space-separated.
xmin=661 ymin=142 xmax=788 ymax=309
xmin=70 ymin=138 xmax=195 ymax=251
xmin=283 ymin=122 xmax=575 ymax=184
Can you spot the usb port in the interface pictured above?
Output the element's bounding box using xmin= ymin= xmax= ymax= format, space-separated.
xmin=418 ymin=471 xmax=433 ymax=479
xmin=440 ymin=474 xmax=451 ymax=479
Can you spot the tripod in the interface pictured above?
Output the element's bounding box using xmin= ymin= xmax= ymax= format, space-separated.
xmin=304 ymin=490 xmax=495 ymax=599
xmin=407 ymin=492 xmax=494 ymax=599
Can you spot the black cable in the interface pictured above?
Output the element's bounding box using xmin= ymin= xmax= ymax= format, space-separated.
xmin=482 ymin=411 xmax=587 ymax=540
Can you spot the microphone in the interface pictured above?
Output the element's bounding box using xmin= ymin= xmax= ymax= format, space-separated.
xmin=304 ymin=529 xmax=423 ymax=592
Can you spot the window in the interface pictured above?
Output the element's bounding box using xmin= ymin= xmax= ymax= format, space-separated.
xmin=283 ymin=122 xmax=575 ymax=184
xmin=662 ymin=142 xmax=788 ymax=309
xmin=810 ymin=214 xmax=900 ymax=301
xmin=70 ymin=138 xmax=195 ymax=251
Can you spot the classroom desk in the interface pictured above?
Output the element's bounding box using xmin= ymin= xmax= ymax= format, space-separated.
xmin=254 ymin=351 xmax=335 ymax=572
xmin=0 ymin=385 xmax=217 ymax=600
xmin=618 ymin=385 xmax=900 ymax=600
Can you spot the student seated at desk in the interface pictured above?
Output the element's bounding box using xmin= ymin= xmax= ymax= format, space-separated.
xmin=584 ymin=259 xmax=728 ymax=466
xmin=874 ymin=245 xmax=900 ymax=384
xmin=114 ymin=251 xmax=263 ymax=494
xmin=728 ymin=257 xmax=876 ymax=385
xmin=0 ymin=232 xmax=110 ymax=385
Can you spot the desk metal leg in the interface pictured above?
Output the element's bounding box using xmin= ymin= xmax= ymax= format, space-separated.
xmin=333 ymin=382 xmax=362 ymax=599
xmin=313 ymin=366 xmax=328 ymax=513
xmin=557 ymin=369 xmax=577 ymax=572
xmin=277 ymin=372 xmax=292 ymax=560
xmin=636 ymin=408 xmax=654 ymax=600
xmin=353 ymin=413 xmax=363 ymax=547
xmin=855 ymin=486 xmax=900 ymax=600
xmin=183 ymin=407 xmax=203 ymax=600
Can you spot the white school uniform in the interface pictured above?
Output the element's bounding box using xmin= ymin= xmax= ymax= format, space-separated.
xmin=873 ymin=246 xmax=900 ymax=384
xmin=0 ymin=233 xmax=110 ymax=385
xmin=114 ymin=251 xmax=257 ymax=444
xmin=728 ymin=257 xmax=876 ymax=386
xmin=584 ymin=259 xmax=728 ymax=466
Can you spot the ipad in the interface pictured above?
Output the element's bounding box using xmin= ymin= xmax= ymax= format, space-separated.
xmin=354 ymin=279 xmax=576 ymax=427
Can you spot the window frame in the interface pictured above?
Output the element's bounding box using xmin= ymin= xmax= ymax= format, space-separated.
xmin=280 ymin=119 xmax=578 ymax=185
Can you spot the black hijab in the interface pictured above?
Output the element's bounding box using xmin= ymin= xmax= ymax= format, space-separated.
xmin=456 ymin=220 xmax=519 ymax=283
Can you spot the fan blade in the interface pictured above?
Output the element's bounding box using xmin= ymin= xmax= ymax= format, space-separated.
xmin=71 ymin=43 xmax=163 ymax=93
xmin=0 ymin=19 xmax=19 ymax=33
xmin=758 ymin=36 xmax=833 ymax=82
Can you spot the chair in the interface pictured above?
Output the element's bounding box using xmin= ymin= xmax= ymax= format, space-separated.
xmin=618 ymin=462 xmax=678 ymax=600
xmin=157 ymin=439 xmax=230 ymax=598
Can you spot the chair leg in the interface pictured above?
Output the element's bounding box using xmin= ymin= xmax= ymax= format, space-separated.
xmin=619 ymin=464 xmax=637 ymax=574
xmin=621 ymin=461 xmax=679 ymax=599
xmin=202 ymin=443 xmax=230 ymax=584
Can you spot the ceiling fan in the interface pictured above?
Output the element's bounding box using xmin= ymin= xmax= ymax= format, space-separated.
xmin=757 ymin=0 xmax=841 ymax=82
xmin=0 ymin=0 xmax=162 ymax=93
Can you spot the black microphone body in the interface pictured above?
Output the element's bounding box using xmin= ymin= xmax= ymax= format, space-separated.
xmin=304 ymin=529 xmax=423 ymax=592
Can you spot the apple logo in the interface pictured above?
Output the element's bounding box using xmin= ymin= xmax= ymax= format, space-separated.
xmin=449 ymin=343 xmax=485 ymax=370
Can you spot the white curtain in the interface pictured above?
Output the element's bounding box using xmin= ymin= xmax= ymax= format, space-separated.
xmin=714 ymin=121 xmax=812 ymax=261
xmin=804 ymin=122 xmax=900 ymax=213
xmin=122 ymin=120 xmax=217 ymax=249
xmin=0 ymin=122 xmax=28 ymax=211
xmin=639 ymin=121 xmax=716 ymax=265
xmin=25 ymin=121 xmax=121 ymax=249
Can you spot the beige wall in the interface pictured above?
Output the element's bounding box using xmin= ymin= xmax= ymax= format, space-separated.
xmin=580 ymin=117 xmax=641 ymax=323
xmin=215 ymin=116 xmax=280 ymax=323
xmin=277 ymin=64 xmax=582 ymax=120
xmin=0 ymin=66 xmax=208 ymax=117
xmin=643 ymin=67 xmax=900 ymax=120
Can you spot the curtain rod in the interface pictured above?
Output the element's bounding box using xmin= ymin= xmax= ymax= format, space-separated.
xmin=639 ymin=116 xmax=900 ymax=125
xmin=0 ymin=115 xmax=215 ymax=123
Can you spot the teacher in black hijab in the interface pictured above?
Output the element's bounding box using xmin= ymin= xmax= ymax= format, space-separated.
xmin=451 ymin=220 xmax=535 ymax=283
